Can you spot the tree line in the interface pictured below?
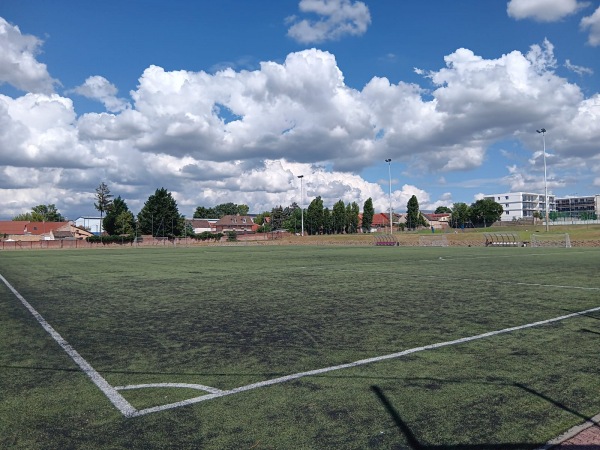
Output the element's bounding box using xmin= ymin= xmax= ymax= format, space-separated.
xmin=11 ymin=183 xmax=506 ymax=237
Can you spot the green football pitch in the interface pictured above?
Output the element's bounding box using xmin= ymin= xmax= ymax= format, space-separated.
xmin=1 ymin=245 xmax=600 ymax=449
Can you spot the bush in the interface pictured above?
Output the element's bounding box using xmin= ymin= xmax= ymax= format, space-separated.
xmin=86 ymin=235 xmax=135 ymax=244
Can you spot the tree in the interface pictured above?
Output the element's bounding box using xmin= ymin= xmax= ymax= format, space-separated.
xmin=254 ymin=211 xmax=271 ymax=232
xmin=13 ymin=204 xmax=64 ymax=221
xmin=137 ymin=188 xmax=184 ymax=236
xmin=103 ymin=196 xmax=133 ymax=235
xmin=194 ymin=203 xmax=250 ymax=219
xmin=306 ymin=196 xmax=324 ymax=235
xmin=322 ymin=207 xmax=332 ymax=234
xmin=283 ymin=205 xmax=302 ymax=233
xmin=451 ymin=202 xmax=471 ymax=228
xmin=271 ymin=206 xmax=285 ymax=230
xmin=94 ymin=182 xmax=113 ymax=234
xmin=193 ymin=206 xmax=216 ymax=218
xmin=332 ymin=200 xmax=346 ymax=234
xmin=115 ymin=211 xmax=135 ymax=235
xmin=406 ymin=195 xmax=427 ymax=230
xmin=469 ymin=199 xmax=503 ymax=227
xmin=434 ymin=206 xmax=452 ymax=214
xmin=346 ymin=202 xmax=360 ymax=233
xmin=362 ymin=198 xmax=375 ymax=232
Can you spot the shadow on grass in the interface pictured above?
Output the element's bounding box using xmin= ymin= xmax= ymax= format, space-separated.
xmin=370 ymin=384 xmax=598 ymax=450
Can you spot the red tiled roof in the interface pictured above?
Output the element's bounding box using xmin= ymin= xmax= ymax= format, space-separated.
xmin=0 ymin=221 xmax=70 ymax=236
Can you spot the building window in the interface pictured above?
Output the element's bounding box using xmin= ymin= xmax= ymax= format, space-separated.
xmin=505 ymin=196 xmax=509 ymax=199
xmin=506 ymin=211 xmax=510 ymax=215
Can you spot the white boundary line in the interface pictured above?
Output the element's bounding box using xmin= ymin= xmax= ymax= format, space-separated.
xmin=0 ymin=273 xmax=137 ymax=418
xmin=3 ymin=271 xmax=600 ymax=419
xmin=128 ymin=304 xmax=600 ymax=417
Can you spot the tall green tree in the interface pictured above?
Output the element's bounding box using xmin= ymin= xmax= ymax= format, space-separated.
xmin=332 ymin=200 xmax=346 ymax=234
xmin=348 ymin=202 xmax=360 ymax=234
xmin=306 ymin=196 xmax=324 ymax=235
xmin=137 ymin=188 xmax=184 ymax=236
xmin=451 ymin=202 xmax=471 ymax=228
xmin=362 ymin=198 xmax=375 ymax=232
xmin=193 ymin=206 xmax=216 ymax=218
xmin=434 ymin=206 xmax=452 ymax=214
xmin=94 ymin=182 xmax=113 ymax=234
xmin=271 ymin=206 xmax=285 ymax=230
xmin=322 ymin=207 xmax=332 ymax=234
xmin=469 ymin=199 xmax=503 ymax=227
xmin=13 ymin=204 xmax=64 ymax=221
xmin=406 ymin=195 xmax=427 ymax=230
xmin=103 ymin=196 xmax=133 ymax=235
xmin=115 ymin=211 xmax=135 ymax=235
xmin=282 ymin=205 xmax=302 ymax=233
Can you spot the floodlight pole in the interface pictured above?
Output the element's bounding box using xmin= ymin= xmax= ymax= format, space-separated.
xmin=536 ymin=128 xmax=549 ymax=232
xmin=385 ymin=159 xmax=392 ymax=234
xmin=298 ymin=175 xmax=304 ymax=236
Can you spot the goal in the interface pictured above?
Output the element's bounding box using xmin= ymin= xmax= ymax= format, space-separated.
xmin=419 ymin=235 xmax=449 ymax=247
xmin=530 ymin=233 xmax=571 ymax=248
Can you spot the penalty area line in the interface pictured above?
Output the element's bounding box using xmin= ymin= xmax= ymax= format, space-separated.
xmin=131 ymin=303 xmax=600 ymax=417
xmin=0 ymin=273 xmax=137 ymax=418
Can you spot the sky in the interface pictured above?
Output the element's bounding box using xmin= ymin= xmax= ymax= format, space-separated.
xmin=1 ymin=0 xmax=600 ymax=220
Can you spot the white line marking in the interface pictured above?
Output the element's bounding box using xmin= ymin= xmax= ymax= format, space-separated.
xmin=4 ymin=271 xmax=600 ymax=419
xmin=115 ymin=383 xmax=223 ymax=394
xmin=0 ymin=273 xmax=137 ymax=417
xmin=130 ymin=304 xmax=600 ymax=417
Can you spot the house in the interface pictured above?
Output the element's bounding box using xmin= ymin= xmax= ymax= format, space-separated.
xmin=185 ymin=218 xmax=217 ymax=234
xmin=359 ymin=213 xmax=405 ymax=232
xmin=214 ymin=215 xmax=258 ymax=233
xmin=0 ymin=221 xmax=94 ymax=241
xmin=422 ymin=213 xmax=450 ymax=230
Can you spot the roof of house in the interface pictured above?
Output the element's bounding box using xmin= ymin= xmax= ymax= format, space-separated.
xmin=423 ymin=213 xmax=450 ymax=221
xmin=186 ymin=219 xmax=214 ymax=228
xmin=215 ymin=215 xmax=255 ymax=226
xmin=0 ymin=221 xmax=70 ymax=236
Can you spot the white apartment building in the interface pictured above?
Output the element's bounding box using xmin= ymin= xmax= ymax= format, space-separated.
xmin=483 ymin=192 xmax=556 ymax=222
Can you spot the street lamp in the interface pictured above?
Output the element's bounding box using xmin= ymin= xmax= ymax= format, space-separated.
xmin=385 ymin=159 xmax=392 ymax=234
xmin=536 ymin=128 xmax=549 ymax=232
xmin=297 ymin=175 xmax=304 ymax=236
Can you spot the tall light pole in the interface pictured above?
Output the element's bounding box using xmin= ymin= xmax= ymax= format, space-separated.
xmin=536 ymin=128 xmax=549 ymax=232
xmin=385 ymin=159 xmax=392 ymax=234
xmin=297 ymin=175 xmax=304 ymax=236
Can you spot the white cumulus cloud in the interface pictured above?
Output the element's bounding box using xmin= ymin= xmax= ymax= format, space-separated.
xmin=581 ymin=6 xmax=600 ymax=46
xmin=0 ymin=17 xmax=57 ymax=93
xmin=287 ymin=0 xmax=371 ymax=44
xmin=69 ymin=76 xmax=130 ymax=112
xmin=507 ymin=0 xmax=589 ymax=22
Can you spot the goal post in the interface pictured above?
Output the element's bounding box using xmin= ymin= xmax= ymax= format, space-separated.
xmin=418 ymin=235 xmax=449 ymax=247
xmin=530 ymin=233 xmax=571 ymax=248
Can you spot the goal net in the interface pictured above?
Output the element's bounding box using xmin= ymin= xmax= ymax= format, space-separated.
xmin=530 ymin=233 xmax=571 ymax=248
xmin=419 ymin=235 xmax=449 ymax=247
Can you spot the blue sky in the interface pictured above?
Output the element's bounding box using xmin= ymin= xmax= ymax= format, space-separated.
xmin=1 ymin=0 xmax=599 ymax=220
